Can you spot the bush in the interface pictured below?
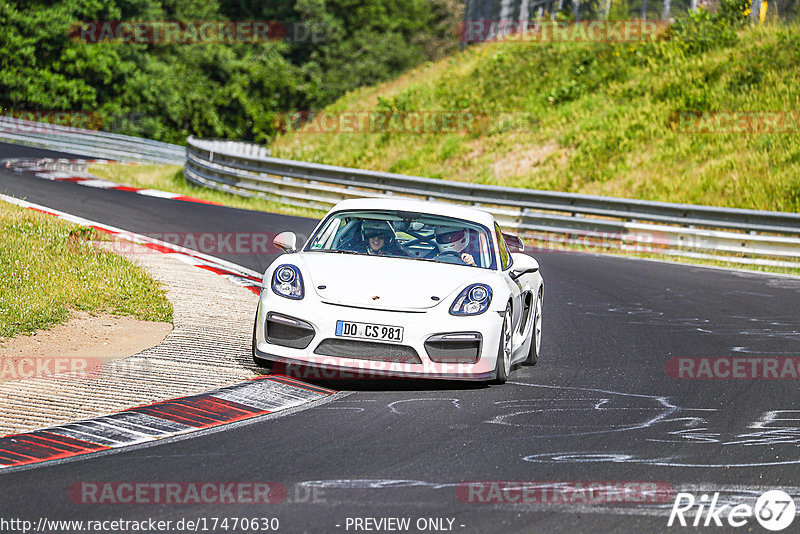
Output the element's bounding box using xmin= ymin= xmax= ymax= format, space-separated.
xmin=668 ymin=0 xmax=750 ymax=55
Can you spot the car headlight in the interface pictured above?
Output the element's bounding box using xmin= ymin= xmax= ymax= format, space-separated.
xmin=271 ymin=264 xmax=304 ymax=300
xmin=450 ymin=283 xmax=492 ymax=316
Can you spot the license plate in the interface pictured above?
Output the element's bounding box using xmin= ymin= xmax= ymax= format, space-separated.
xmin=336 ymin=320 xmax=403 ymax=343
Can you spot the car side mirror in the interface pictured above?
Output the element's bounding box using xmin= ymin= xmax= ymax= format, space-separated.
xmin=273 ymin=231 xmax=297 ymax=253
xmin=503 ymin=233 xmax=525 ymax=252
xmin=509 ymin=253 xmax=539 ymax=280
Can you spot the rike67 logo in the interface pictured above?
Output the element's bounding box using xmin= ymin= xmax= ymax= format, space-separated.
xmin=668 ymin=490 xmax=796 ymax=531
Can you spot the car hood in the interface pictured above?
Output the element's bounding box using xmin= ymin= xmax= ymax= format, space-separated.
xmin=299 ymin=252 xmax=479 ymax=311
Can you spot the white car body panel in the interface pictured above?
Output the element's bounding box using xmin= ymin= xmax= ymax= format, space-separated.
xmin=302 ymin=254 xmax=479 ymax=310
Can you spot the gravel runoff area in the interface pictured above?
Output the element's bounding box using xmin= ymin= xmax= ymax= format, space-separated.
xmin=0 ymin=243 xmax=263 ymax=436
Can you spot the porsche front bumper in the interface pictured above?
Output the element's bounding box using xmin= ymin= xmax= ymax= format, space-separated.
xmin=254 ymin=296 xmax=503 ymax=381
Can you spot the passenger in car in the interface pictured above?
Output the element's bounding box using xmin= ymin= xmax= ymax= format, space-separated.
xmin=361 ymin=220 xmax=405 ymax=257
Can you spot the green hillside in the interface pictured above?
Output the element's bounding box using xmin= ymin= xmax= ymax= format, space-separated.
xmin=271 ymin=8 xmax=800 ymax=213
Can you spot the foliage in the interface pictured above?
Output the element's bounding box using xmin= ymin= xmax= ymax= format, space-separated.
xmin=0 ymin=0 xmax=462 ymax=144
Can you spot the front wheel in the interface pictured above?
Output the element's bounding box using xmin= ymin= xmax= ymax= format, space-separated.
xmin=523 ymin=290 xmax=542 ymax=366
xmin=492 ymin=303 xmax=513 ymax=384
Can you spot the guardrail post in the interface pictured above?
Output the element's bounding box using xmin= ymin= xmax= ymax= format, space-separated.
xmin=662 ymin=0 xmax=672 ymax=19
xmin=750 ymin=0 xmax=762 ymax=21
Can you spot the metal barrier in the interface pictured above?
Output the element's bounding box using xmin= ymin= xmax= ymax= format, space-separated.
xmin=5 ymin=117 xmax=795 ymax=267
xmin=185 ymin=137 xmax=800 ymax=268
xmin=0 ymin=116 xmax=184 ymax=165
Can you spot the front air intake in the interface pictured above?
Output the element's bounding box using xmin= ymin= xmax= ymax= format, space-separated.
xmin=265 ymin=313 xmax=315 ymax=349
xmin=424 ymin=332 xmax=482 ymax=363
xmin=313 ymin=339 xmax=421 ymax=364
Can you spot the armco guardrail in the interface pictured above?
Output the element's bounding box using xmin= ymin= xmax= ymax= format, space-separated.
xmin=0 ymin=116 xmax=184 ymax=164
xmin=186 ymin=137 xmax=800 ymax=267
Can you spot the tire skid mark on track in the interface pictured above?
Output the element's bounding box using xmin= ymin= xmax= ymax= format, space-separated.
xmin=3 ymin=157 xmax=222 ymax=205
xmin=0 ymin=376 xmax=333 ymax=469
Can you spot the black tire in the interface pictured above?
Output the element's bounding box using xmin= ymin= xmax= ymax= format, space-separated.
xmin=523 ymin=290 xmax=543 ymax=366
xmin=492 ymin=303 xmax=513 ymax=384
xmin=252 ymin=311 xmax=274 ymax=370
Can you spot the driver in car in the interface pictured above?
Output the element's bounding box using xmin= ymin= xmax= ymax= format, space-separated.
xmin=361 ymin=220 xmax=404 ymax=257
xmin=434 ymin=226 xmax=476 ymax=266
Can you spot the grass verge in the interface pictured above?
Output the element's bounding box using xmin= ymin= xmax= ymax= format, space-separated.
xmin=0 ymin=201 xmax=173 ymax=339
xmin=269 ymin=22 xmax=800 ymax=214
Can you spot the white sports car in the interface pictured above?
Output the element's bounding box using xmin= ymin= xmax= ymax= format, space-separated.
xmin=252 ymin=198 xmax=543 ymax=383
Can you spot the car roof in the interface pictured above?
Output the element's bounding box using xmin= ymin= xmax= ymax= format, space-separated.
xmin=328 ymin=197 xmax=497 ymax=228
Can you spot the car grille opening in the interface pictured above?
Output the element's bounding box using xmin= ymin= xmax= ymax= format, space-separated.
xmin=266 ymin=313 xmax=315 ymax=349
xmin=313 ymin=339 xmax=421 ymax=364
xmin=424 ymin=332 xmax=482 ymax=364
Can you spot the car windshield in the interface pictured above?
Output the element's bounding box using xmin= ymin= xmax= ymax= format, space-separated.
xmin=303 ymin=210 xmax=497 ymax=269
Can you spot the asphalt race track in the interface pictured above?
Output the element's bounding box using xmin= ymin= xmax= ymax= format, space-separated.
xmin=1 ymin=141 xmax=799 ymax=533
